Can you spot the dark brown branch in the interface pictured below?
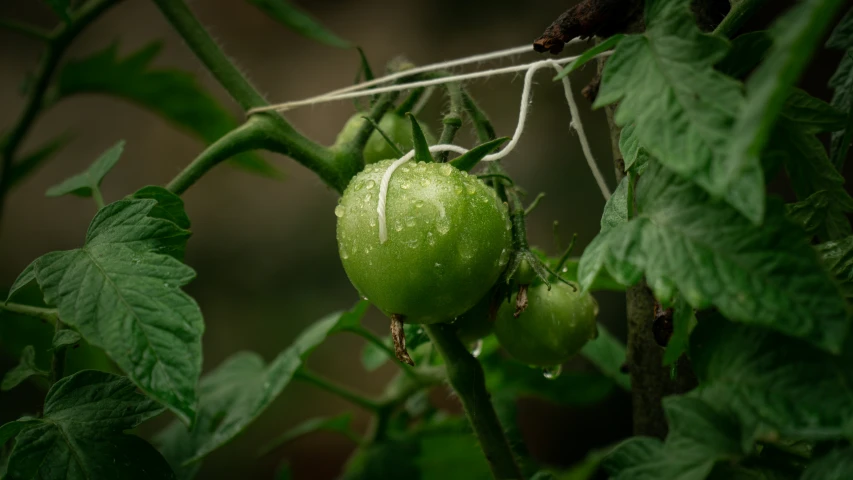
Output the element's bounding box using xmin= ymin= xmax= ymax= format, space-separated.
xmin=533 ymin=0 xmax=642 ymax=54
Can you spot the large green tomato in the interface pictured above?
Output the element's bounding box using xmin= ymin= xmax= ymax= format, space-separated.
xmin=334 ymin=113 xmax=435 ymax=164
xmin=336 ymin=160 xmax=512 ymax=324
xmin=494 ymin=282 xmax=597 ymax=366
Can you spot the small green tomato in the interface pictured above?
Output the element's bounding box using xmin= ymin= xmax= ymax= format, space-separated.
xmin=334 ymin=113 xmax=435 ymax=164
xmin=336 ymin=160 xmax=512 ymax=324
xmin=494 ymin=282 xmax=597 ymax=366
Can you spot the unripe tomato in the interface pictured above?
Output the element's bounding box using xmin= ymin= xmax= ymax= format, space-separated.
xmin=334 ymin=113 xmax=435 ymax=164
xmin=494 ymin=282 xmax=597 ymax=366
xmin=336 ymin=160 xmax=512 ymax=324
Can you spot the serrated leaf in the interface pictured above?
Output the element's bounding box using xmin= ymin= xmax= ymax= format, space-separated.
xmin=579 ymin=160 xmax=850 ymax=352
xmin=1 ymin=345 xmax=48 ymax=391
xmin=8 ymin=133 xmax=73 ymax=189
xmin=0 ymin=419 xmax=39 ymax=446
xmin=52 ymin=329 xmax=81 ymax=349
xmin=827 ymin=8 xmax=853 ymax=170
xmin=715 ymin=31 xmax=771 ymax=79
xmin=601 ymin=176 xmax=629 ymax=232
xmin=53 ymin=42 xmax=281 ymax=179
xmin=595 ymin=0 xmax=759 ymax=222
xmin=247 ymin=0 xmax=351 ymax=48
xmin=408 ymin=114 xmax=433 ymax=163
xmin=259 ymin=413 xmax=353 ymax=456
xmin=816 ymin=235 xmax=853 ymax=299
xmin=6 ymin=260 xmax=36 ymax=302
xmin=553 ymin=35 xmax=625 ymax=80
xmin=618 ymin=124 xmax=649 ymax=175
xmin=4 ymin=370 xmax=173 ymax=480
xmin=662 ymin=297 xmax=696 ymax=366
xmin=787 ymin=191 xmax=831 ymax=236
xmin=579 ymin=324 xmax=630 ymax=391
xmin=690 ymin=315 xmax=853 ymax=440
xmin=45 ymin=140 xmax=123 ymax=199
xmin=603 ymin=397 xmax=747 ymax=480
xmin=32 ymin=198 xmax=200 ymax=424
xmin=449 ymin=137 xmax=509 ymax=172
xmin=156 ymin=301 xmax=369 ymax=476
xmin=42 ymin=0 xmax=70 ymax=22
xmin=801 ymin=447 xmax=853 ymax=480
xmin=728 ymin=0 xmax=847 ymax=218
xmin=130 ymin=186 xmax=191 ymax=230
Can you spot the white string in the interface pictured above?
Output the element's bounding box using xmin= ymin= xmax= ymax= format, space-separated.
xmin=554 ymin=66 xmax=611 ymax=200
xmin=248 ymin=40 xmax=586 ymax=115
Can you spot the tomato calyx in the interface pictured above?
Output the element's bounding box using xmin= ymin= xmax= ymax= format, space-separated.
xmin=390 ymin=313 xmax=415 ymax=366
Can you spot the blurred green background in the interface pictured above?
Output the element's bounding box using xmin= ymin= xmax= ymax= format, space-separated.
xmin=0 ymin=0 xmax=843 ymax=478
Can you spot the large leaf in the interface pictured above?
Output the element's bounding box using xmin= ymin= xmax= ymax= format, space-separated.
xmin=1 ymin=345 xmax=48 ymax=391
xmin=715 ymin=31 xmax=771 ymax=79
xmin=728 ymin=0 xmax=847 ymax=216
xmin=818 ymin=235 xmax=853 ymax=299
xmin=52 ymin=43 xmax=281 ymax=179
xmin=594 ymin=0 xmax=758 ymax=221
xmin=579 ymin=160 xmax=850 ymax=352
xmin=3 ymin=370 xmax=174 ymax=480
xmin=787 ymin=191 xmax=831 ymax=237
xmin=827 ymin=8 xmax=853 ymax=170
xmin=689 ymin=316 xmax=853 ymax=440
xmin=157 ymin=301 xmax=370 ymax=476
xmin=602 ymin=396 xmax=747 ymax=480
xmin=662 ymin=297 xmax=696 ymax=366
xmin=801 ymin=447 xmax=853 ymax=479
xmin=30 ymin=198 xmax=201 ymax=424
xmin=46 ymin=140 xmax=123 ymax=199
xmin=247 ymin=0 xmax=351 ymax=48
xmin=768 ymin=90 xmax=853 ymax=240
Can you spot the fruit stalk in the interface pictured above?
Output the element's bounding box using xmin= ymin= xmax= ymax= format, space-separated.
xmin=424 ymin=323 xmax=525 ymax=480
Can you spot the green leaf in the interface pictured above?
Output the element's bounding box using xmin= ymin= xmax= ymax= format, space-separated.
xmin=715 ymin=31 xmax=771 ymax=79
xmin=361 ymin=335 xmax=393 ymax=371
xmin=52 ymin=329 xmax=81 ymax=349
xmin=42 ymin=0 xmax=70 ymax=22
xmin=580 ymin=324 xmax=630 ymax=391
xmin=8 ymin=133 xmax=73 ymax=189
xmin=4 ymin=370 xmax=174 ymax=480
xmin=32 ymin=198 xmax=200 ymax=424
xmin=662 ymin=297 xmax=696 ymax=366
xmin=258 ymin=413 xmax=354 ymax=456
xmin=553 ymin=35 xmax=625 ymax=80
xmin=449 ymin=137 xmax=509 ymax=172
xmin=601 ymin=177 xmax=629 ymax=232
xmin=787 ymin=191 xmax=831 ymax=236
xmin=408 ymin=114 xmax=434 ymax=163
xmin=45 ymin=140 xmax=123 ymax=199
xmin=579 ymin=160 xmax=850 ymax=352
xmin=689 ymin=315 xmax=853 ymax=440
xmin=156 ymin=301 xmax=369 ymax=473
xmin=595 ymin=0 xmax=759 ymax=222
xmin=1 ymin=345 xmax=48 ymax=391
xmin=801 ymin=447 xmax=853 ymax=479
xmin=53 ymin=43 xmax=281 ymax=179
xmin=618 ymin=123 xmax=649 ymax=175
xmin=603 ymin=396 xmax=747 ymax=479
xmin=0 ymin=419 xmax=39 ymax=446
xmin=816 ymin=235 xmax=853 ymax=299
xmin=728 ymin=0 xmax=847 ymax=219
xmin=556 ymin=258 xmax=626 ymax=292
xmin=6 ymin=260 xmax=36 ymax=302
xmin=827 ymin=8 xmax=853 ymax=170
xmin=130 ymin=186 xmax=191 ymax=230
xmin=247 ymin=0 xmax=351 ymax=48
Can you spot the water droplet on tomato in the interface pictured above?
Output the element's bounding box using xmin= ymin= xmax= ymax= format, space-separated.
xmin=439 ymin=164 xmax=453 ymax=176
xmin=334 ymin=206 xmax=345 ymax=217
xmin=365 ymin=180 xmax=376 ymax=190
xmin=470 ymin=339 xmax=483 ymax=358
xmin=542 ymin=365 xmax=562 ymax=380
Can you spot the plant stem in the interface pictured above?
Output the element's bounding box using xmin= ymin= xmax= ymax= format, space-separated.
xmin=51 ymin=320 xmax=68 ymax=383
xmin=435 ymin=83 xmax=464 ymax=163
xmin=424 ymin=324 xmax=524 ymax=480
xmin=91 ymin=187 xmax=105 ymax=210
xmin=0 ymin=0 xmax=122 ymax=232
xmin=295 ymin=368 xmax=382 ymax=413
xmin=713 ymin=0 xmax=770 ymax=37
xmin=0 ymin=19 xmax=51 ymax=41
xmin=0 ymin=302 xmax=59 ymax=323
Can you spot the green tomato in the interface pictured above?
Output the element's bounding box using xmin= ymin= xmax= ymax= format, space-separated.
xmin=453 ymin=292 xmax=494 ymax=343
xmin=336 ymin=160 xmax=512 ymax=324
xmin=334 ymin=113 xmax=435 ymax=164
xmin=494 ymin=282 xmax=597 ymax=366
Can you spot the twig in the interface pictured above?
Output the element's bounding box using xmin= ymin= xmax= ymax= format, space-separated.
xmin=0 ymin=302 xmax=59 ymax=323
xmin=294 ymin=368 xmax=382 ymax=412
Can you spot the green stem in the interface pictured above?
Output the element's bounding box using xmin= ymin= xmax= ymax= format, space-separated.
xmin=0 ymin=0 xmax=122 ymax=232
xmin=435 ymin=83 xmax=464 ymax=163
xmin=346 ymin=326 xmax=420 ymax=381
xmin=51 ymin=320 xmax=68 ymax=384
xmin=395 ymin=87 xmax=427 ymax=115
xmin=713 ymin=0 xmax=770 ymax=37
xmin=0 ymin=303 xmax=59 ymax=323
xmin=424 ymin=324 xmax=524 ymax=480
xmin=91 ymin=188 xmax=105 ymax=210
xmin=295 ymin=368 xmax=382 ymax=412
xmin=0 ymin=19 xmax=51 ymax=41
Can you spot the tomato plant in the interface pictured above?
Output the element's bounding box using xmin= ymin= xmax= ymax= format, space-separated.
xmin=2 ymin=0 xmax=853 ymax=479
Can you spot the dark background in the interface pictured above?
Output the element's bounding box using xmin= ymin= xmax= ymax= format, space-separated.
xmin=0 ymin=0 xmax=848 ymax=478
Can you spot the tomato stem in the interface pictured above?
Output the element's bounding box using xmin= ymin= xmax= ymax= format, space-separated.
xmin=435 ymin=83 xmax=465 ymax=163
xmin=295 ymin=368 xmax=382 ymax=413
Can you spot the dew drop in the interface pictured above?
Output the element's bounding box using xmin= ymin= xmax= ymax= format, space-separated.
xmin=405 ymin=217 xmax=416 ymax=227
xmin=455 ymin=186 xmax=463 ymax=195
xmin=466 ymin=184 xmax=477 ymax=195
xmin=542 ymin=364 xmax=562 ymax=380
xmin=437 ymin=219 xmax=450 ymax=235
xmin=401 ymin=182 xmax=410 ymax=190
xmin=354 ymin=182 xmax=364 ymax=191
xmin=421 ymin=178 xmax=431 ymax=187
xmin=470 ymin=339 xmax=483 ymax=358
xmin=364 ymin=193 xmax=372 ymax=204
xmin=498 ymin=248 xmax=509 ymax=266
xmin=365 ymin=180 xmax=376 ymax=190
xmin=439 ymin=164 xmax=453 ymax=176
xmin=428 ymin=232 xmax=436 ymax=246
xmin=414 ymin=200 xmax=424 ymax=209
xmin=401 ymin=166 xmax=410 ymax=173
xmin=334 ymin=205 xmax=345 ymax=218
xmin=341 ymin=250 xmax=349 ymax=259
xmin=163 ymin=282 xmax=170 ymax=288
xmin=369 ymin=218 xmax=376 ymax=227
xmin=394 ymin=221 xmax=403 ymax=232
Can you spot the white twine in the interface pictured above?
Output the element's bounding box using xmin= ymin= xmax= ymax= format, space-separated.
xmin=554 ymin=67 xmax=611 ymax=200
xmin=248 ymin=40 xmax=586 ymax=115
